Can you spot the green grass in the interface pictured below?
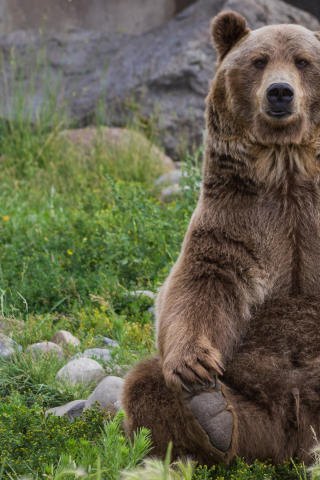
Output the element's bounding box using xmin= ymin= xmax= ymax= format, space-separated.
xmin=0 ymin=139 xmax=198 ymax=317
xmin=0 ymin=402 xmax=152 ymax=480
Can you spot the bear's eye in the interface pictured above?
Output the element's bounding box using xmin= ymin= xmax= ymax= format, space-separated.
xmin=296 ymin=59 xmax=309 ymax=69
xmin=254 ymin=59 xmax=266 ymax=69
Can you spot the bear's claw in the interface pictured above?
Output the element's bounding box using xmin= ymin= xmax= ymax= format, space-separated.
xmin=187 ymin=381 xmax=233 ymax=452
xmin=181 ymin=374 xmax=219 ymax=393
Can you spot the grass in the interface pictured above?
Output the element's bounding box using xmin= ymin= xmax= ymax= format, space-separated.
xmin=0 ymin=405 xmax=152 ymax=480
xmin=0 ymin=135 xmax=197 ymax=316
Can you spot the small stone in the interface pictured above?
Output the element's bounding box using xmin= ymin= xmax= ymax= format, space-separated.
xmin=68 ymin=352 xmax=83 ymax=363
xmin=27 ymin=341 xmax=63 ymax=360
xmin=83 ymin=376 xmax=124 ymax=412
xmin=160 ymin=184 xmax=181 ymax=200
xmin=154 ymin=169 xmax=185 ymax=186
xmin=128 ymin=290 xmax=155 ymax=300
xmin=50 ymin=330 xmax=81 ymax=347
xmin=95 ymin=336 xmax=119 ymax=348
xmin=105 ymin=364 xmax=129 ymax=377
xmin=56 ymin=357 xmax=106 ymax=385
xmin=83 ymin=348 xmax=111 ymax=363
xmin=114 ymin=365 xmax=130 ymax=377
xmin=0 ymin=334 xmax=22 ymax=359
xmin=46 ymin=400 xmax=87 ymax=420
xmin=147 ymin=306 xmax=156 ymax=318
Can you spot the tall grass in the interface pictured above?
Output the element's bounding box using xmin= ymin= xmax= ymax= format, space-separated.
xmin=0 ymin=349 xmax=94 ymax=408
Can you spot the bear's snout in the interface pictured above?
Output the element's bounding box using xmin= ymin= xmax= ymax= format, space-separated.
xmin=266 ymin=83 xmax=294 ymax=117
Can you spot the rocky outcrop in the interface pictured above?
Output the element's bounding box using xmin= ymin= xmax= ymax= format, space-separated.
xmin=285 ymin=0 xmax=320 ymax=21
xmin=2 ymin=0 xmax=177 ymax=36
xmin=0 ymin=0 xmax=318 ymax=157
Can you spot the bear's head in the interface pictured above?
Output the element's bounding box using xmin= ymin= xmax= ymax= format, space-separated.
xmin=209 ymin=12 xmax=320 ymax=145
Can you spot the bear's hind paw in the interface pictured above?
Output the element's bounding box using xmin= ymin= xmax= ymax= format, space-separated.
xmin=187 ymin=384 xmax=233 ymax=452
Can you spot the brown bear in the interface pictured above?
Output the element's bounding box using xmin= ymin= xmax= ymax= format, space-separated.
xmin=122 ymin=11 xmax=320 ymax=466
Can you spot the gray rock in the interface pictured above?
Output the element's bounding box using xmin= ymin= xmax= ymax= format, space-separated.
xmin=83 ymin=348 xmax=111 ymax=363
xmin=27 ymin=341 xmax=64 ymax=360
xmin=106 ymin=365 xmax=130 ymax=377
xmin=50 ymin=330 xmax=81 ymax=347
xmin=45 ymin=400 xmax=87 ymax=420
xmin=147 ymin=306 xmax=156 ymax=318
xmin=95 ymin=336 xmax=120 ymax=348
xmin=128 ymin=290 xmax=156 ymax=300
xmin=60 ymin=127 xmax=174 ymax=172
xmin=161 ymin=184 xmax=183 ymax=200
xmin=114 ymin=399 xmax=122 ymax=411
xmin=83 ymin=376 xmax=124 ymax=412
xmin=0 ymin=333 xmax=22 ymax=359
xmin=56 ymin=357 xmax=106 ymax=385
xmin=68 ymin=352 xmax=83 ymax=363
xmin=285 ymin=1 xmax=320 ymax=21
xmin=2 ymin=0 xmax=179 ymax=37
xmin=154 ymin=169 xmax=185 ymax=187
xmin=0 ymin=0 xmax=318 ymax=157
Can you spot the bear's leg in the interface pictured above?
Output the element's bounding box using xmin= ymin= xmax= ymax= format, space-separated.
xmin=122 ymin=355 xmax=318 ymax=465
xmin=121 ymin=355 xmax=238 ymax=465
xmin=225 ymin=388 xmax=296 ymax=465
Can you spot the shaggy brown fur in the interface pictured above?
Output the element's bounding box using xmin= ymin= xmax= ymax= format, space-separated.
xmin=122 ymin=12 xmax=320 ymax=465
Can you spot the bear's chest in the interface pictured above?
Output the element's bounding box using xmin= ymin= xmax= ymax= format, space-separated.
xmin=264 ymin=187 xmax=320 ymax=297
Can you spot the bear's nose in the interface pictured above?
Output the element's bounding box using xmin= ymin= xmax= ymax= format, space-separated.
xmin=266 ymin=83 xmax=294 ymax=106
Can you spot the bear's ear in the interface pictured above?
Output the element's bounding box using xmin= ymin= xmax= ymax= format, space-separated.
xmin=211 ymin=11 xmax=249 ymax=62
xmin=314 ymin=32 xmax=320 ymax=42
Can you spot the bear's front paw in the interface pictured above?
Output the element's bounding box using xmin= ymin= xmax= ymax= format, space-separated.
xmin=163 ymin=341 xmax=224 ymax=393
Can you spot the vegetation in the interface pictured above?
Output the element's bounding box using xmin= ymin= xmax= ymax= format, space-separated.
xmin=0 ymin=400 xmax=151 ymax=480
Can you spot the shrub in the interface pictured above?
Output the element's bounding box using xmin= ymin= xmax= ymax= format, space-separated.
xmin=0 ymin=398 xmax=152 ymax=480
xmin=193 ymin=458 xmax=307 ymax=480
xmin=0 ymin=399 xmax=106 ymax=478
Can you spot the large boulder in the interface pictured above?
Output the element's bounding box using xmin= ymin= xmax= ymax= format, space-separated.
xmin=1 ymin=0 xmax=177 ymax=36
xmin=284 ymin=0 xmax=320 ymax=21
xmin=0 ymin=0 xmax=318 ymax=156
